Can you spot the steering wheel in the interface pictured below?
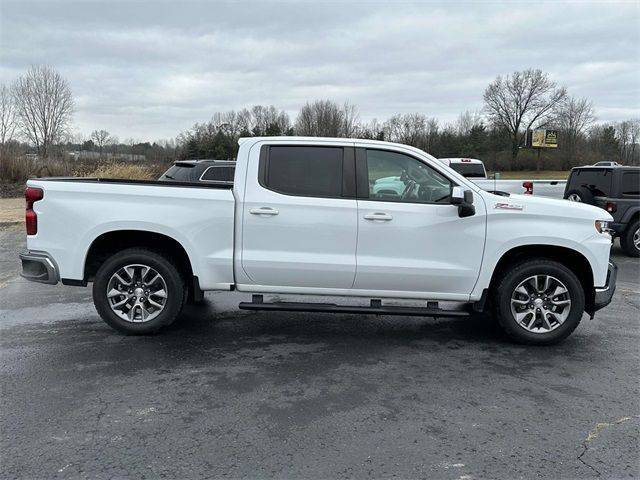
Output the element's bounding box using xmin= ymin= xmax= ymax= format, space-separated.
xmin=401 ymin=180 xmax=416 ymax=200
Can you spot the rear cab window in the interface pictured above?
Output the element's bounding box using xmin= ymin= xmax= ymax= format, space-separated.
xmin=449 ymin=162 xmax=486 ymax=178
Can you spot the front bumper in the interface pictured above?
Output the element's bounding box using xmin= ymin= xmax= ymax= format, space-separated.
xmin=19 ymin=251 xmax=59 ymax=285
xmin=592 ymin=261 xmax=617 ymax=315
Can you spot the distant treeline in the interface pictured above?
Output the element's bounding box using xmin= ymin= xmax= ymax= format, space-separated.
xmin=176 ymin=100 xmax=639 ymax=171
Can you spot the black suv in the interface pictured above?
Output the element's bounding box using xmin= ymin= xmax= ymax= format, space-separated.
xmin=159 ymin=159 xmax=235 ymax=185
xmin=564 ymin=165 xmax=640 ymax=257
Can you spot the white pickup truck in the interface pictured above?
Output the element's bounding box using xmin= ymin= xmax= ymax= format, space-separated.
xmin=20 ymin=137 xmax=617 ymax=344
xmin=438 ymin=157 xmax=567 ymax=199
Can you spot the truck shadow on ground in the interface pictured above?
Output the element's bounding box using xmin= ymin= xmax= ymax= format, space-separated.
xmin=170 ymin=299 xmax=504 ymax=341
xmin=161 ymin=298 xmax=592 ymax=356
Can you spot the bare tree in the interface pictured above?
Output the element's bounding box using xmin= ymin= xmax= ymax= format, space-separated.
xmin=12 ymin=65 xmax=74 ymax=158
xmin=424 ymin=117 xmax=439 ymax=152
xmin=616 ymin=119 xmax=640 ymax=165
xmin=90 ymin=129 xmax=111 ymax=155
xmin=483 ymin=69 xmax=566 ymax=165
xmin=556 ymin=97 xmax=596 ymax=168
xmin=341 ymin=101 xmax=360 ymax=137
xmin=382 ymin=113 xmax=438 ymax=151
xmin=295 ymin=100 xmax=344 ymax=137
xmin=455 ymin=110 xmax=483 ymax=135
xmin=384 ymin=113 xmax=426 ymax=147
xmin=363 ymin=118 xmax=384 ymax=140
xmin=352 ymin=118 xmax=383 ymax=140
xmin=0 ymin=83 xmax=18 ymax=152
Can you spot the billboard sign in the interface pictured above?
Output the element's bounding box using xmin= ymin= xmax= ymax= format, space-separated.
xmin=530 ymin=129 xmax=558 ymax=148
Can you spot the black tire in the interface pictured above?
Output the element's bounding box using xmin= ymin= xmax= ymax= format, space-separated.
xmin=620 ymin=220 xmax=640 ymax=257
xmin=92 ymin=248 xmax=185 ymax=334
xmin=565 ymin=187 xmax=594 ymax=205
xmin=492 ymin=259 xmax=585 ymax=345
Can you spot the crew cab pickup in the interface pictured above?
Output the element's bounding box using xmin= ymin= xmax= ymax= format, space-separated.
xmin=20 ymin=137 xmax=617 ymax=344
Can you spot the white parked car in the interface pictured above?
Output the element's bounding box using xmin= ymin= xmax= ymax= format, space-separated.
xmin=20 ymin=137 xmax=616 ymax=344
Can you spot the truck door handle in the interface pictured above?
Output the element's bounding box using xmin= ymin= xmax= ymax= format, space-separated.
xmin=364 ymin=212 xmax=393 ymax=221
xmin=250 ymin=207 xmax=279 ymax=216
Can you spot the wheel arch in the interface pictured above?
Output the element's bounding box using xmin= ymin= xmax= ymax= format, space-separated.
xmin=620 ymin=207 xmax=639 ymax=226
xmin=83 ymin=230 xmax=195 ymax=287
xmin=486 ymin=244 xmax=595 ymax=314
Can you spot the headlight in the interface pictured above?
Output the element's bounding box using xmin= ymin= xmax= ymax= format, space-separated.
xmin=595 ymin=220 xmax=609 ymax=234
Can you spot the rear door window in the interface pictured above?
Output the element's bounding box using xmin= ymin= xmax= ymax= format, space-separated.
xmin=262 ymin=146 xmax=344 ymax=197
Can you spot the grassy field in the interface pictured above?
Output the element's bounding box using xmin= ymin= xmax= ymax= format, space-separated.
xmin=490 ymin=170 xmax=569 ymax=180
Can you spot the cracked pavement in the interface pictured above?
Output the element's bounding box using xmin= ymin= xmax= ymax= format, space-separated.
xmin=1 ymin=226 xmax=639 ymax=479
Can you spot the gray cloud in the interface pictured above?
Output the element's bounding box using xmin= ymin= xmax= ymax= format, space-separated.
xmin=1 ymin=0 xmax=638 ymax=141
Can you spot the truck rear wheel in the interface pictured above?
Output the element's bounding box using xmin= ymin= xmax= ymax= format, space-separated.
xmin=620 ymin=220 xmax=640 ymax=257
xmin=492 ymin=259 xmax=585 ymax=345
xmin=92 ymin=248 xmax=185 ymax=334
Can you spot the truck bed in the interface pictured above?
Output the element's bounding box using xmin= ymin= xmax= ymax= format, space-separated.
xmin=25 ymin=177 xmax=236 ymax=290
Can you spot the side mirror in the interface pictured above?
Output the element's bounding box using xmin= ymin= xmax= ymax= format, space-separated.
xmin=451 ymin=186 xmax=475 ymax=218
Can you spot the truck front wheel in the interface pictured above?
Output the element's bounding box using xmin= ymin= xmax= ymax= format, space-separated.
xmin=492 ymin=259 xmax=585 ymax=345
xmin=92 ymin=248 xmax=185 ymax=334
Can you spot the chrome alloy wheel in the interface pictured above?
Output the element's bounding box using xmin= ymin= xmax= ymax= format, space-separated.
xmin=106 ymin=264 xmax=168 ymax=323
xmin=510 ymin=275 xmax=572 ymax=334
xmin=567 ymin=194 xmax=582 ymax=202
xmin=634 ymin=227 xmax=640 ymax=251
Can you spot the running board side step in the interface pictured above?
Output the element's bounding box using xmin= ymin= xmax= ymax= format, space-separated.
xmin=238 ymin=295 xmax=469 ymax=318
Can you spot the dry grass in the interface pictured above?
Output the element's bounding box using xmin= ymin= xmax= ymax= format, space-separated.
xmin=0 ymin=197 xmax=24 ymax=225
xmin=74 ymin=163 xmax=157 ymax=180
xmin=1 ymin=154 xmax=169 ymax=197
xmin=0 ymin=155 xmax=74 ymax=183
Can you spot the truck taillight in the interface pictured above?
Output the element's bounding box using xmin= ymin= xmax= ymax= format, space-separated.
xmin=25 ymin=187 xmax=43 ymax=235
xmin=606 ymin=201 xmax=617 ymax=213
xmin=522 ymin=181 xmax=533 ymax=195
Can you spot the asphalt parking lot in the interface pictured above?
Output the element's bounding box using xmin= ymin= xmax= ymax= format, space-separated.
xmin=1 ymin=224 xmax=638 ymax=479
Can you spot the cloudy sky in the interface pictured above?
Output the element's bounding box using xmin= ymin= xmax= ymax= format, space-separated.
xmin=1 ymin=0 xmax=638 ymax=142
